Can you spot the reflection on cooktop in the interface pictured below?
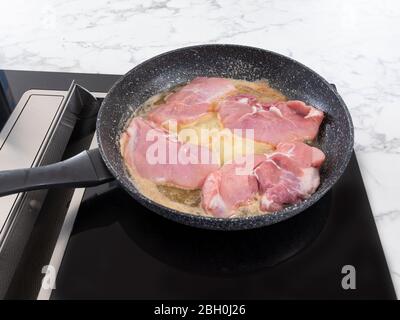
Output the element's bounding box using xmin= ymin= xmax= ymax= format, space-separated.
xmin=72 ymin=184 xmax=330 ymax=276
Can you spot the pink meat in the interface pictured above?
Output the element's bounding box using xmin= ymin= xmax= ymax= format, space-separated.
xmin=147 ymin=77 xmax=236 ymax=126
xmin=121 ymin=117 xmax=220 ymax=190
xmin=201 ymin=156 xmax=263 ymax=218
xmin=218 ymin=95 xmax=324 ymax=145
xmin=254 ymin=142 xmax=325 ymax=212
xmin=276 ymin=141 xmax=326 ymax=168
xmin=201 ymin=142 xmax=325 ymax=217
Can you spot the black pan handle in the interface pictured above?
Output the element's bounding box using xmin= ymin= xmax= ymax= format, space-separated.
xmin=0 ymin=149 xmax=114 ymax=197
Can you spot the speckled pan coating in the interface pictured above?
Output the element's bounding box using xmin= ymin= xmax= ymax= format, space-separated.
xmin=97 ymin=44 xmax=354 ymax=231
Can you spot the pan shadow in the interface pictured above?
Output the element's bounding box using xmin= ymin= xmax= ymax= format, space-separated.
xmin=73 ymin=183 xmax=332 ymax=276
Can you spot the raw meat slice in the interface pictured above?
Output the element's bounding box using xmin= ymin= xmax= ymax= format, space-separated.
xmin=201 ymin=156 xmax=263 ymax=218
xmin=276 ymin=141 xmax=325 ymax=168
xmin=147 ymin=77 xmax=236 ymax=126
xmin=254 ymin=142 xmax=325 ymax=212
xmin=201 ymin=142 xmax=325 ymax=217
xmin=121 ymin=117 xmax=220 ymax=190
xmin=217 ymin=95 xmax=324 ymax=145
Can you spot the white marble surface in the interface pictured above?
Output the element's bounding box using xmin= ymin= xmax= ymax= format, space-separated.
xmin=1 ymin=0 xmax=400 ymax=297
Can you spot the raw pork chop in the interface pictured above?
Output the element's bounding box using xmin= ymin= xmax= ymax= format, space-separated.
xmin=254 ymin=142 xmax=325 ymax=212
xmin=147 ymin=77 xmax=235 ymax=126
xmin=201 ymin=156 xmax=263 ymax=218
xmin=121 ymin=117 xmax=220 ymax=190
xmin=218 ymin=95 xmax=324 ymax=145
xmin=201 ymin=142 xmax=325 ymax=217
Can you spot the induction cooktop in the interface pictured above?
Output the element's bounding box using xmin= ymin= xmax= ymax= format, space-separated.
xmin=0 ymin=70 xmax=396 ymax=300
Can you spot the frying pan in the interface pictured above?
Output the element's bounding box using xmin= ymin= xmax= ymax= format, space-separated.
xmin=0 ymin=44 xmax=354 ymax=230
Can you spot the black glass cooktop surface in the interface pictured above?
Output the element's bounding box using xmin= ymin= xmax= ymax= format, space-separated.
xmin=51 ymin=153 xmax=395 ymax=299
xmin=0 ymin=70 xmax=396 ymax=300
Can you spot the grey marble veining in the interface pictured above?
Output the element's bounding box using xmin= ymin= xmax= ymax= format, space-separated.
xmin=0 ymin=0 xmax=399 ymax=296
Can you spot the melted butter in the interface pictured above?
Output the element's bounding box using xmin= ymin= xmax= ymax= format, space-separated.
xmin=157 ymin=185 xmax=201 ymax=207
xmin=231 ymin=79 xmax=287 ymax=102
xmin=124 ymin=161 xmax=205 ymax=215
xmin=178 ymin=110 xmax=273 ymax=164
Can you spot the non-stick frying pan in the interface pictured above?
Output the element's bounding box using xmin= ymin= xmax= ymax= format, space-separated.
xmin=0 ymin=45 xmax=354 ymax=230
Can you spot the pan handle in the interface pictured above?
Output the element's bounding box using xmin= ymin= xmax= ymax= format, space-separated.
xmin=0 ymin=149 xmax=114 ymax=197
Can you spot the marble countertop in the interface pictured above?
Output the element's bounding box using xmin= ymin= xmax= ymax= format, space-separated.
xmin=1 ymin=0 xmax=399 ymax=297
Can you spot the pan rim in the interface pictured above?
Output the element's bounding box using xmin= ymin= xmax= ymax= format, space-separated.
xmin=96 ymin=44 xmax=354 ymax=229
